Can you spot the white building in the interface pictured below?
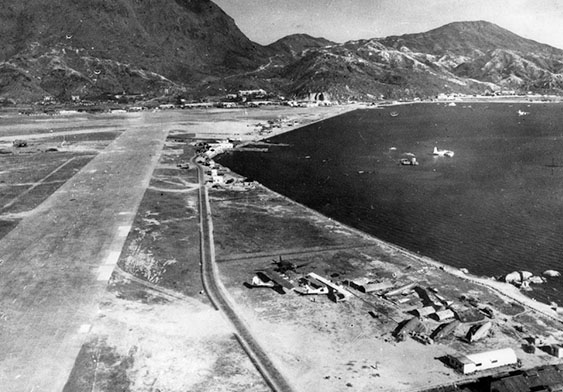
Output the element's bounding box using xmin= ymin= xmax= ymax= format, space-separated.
xmin=206 ymin=140 xmax=234 ymax=158
xmin=447 ymin=348 xmax=518 ymax=374
xmin=238 ymin=89 xmax=267 ymax=97
xmin=212 ymin=172 xmax=224 ymax=184
xmin=547 ymin=344 xmax=563 ymax=358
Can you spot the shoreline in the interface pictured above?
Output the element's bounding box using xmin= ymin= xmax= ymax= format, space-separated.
xmin=247 ymin=103 xmax=364 ymax=141
xmin=210 ymin=102 xmax=563 ymax=325
xmin=244 ymin=178 xmax=563 ymax=325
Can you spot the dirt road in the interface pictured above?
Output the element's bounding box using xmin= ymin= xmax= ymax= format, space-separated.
xmin=196 ymin=158 xmax=295 ymax=392
xmin=0 ymin=118 xmax=167 ymax=391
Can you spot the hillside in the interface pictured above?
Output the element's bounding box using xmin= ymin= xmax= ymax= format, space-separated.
xmin=378 ymin=21 xmax=563 ymax=57
xmin=0 ymin=0 xmax=268 ymax=102
xmin=1 ymin=2 xmax=563 ymax=103
xmin=267 ymin=34 xmax=336 ymax=60
xmin=269 ymin=20 xmax=563 ymax=100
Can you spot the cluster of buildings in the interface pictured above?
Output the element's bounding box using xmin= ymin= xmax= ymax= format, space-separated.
xmin=217 ymin=89 xmax=334 ymax=108
xmin=351 ymin=274 xmax=563 ymax=379
xmin=194 ymin=140 xmax=256 ymax=190
xmin=247 ymin=256 xmax=563 ymax=380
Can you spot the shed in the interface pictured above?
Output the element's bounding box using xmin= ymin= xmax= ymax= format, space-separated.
xmin=546 ymin=344 xmax=563 ymax=358
xmin=413 ymin=306 xmax=435 ymax=318
xmin=466 ymin=321 xmax=492 ymax=342
xmin=432 ymin=309 xmax=455 ymax=322
xmin=490 ymin=365 xmax=563 ymax=392
xmin=347 ymin=277 xmax=371 ymax=292
xmin=447 ymin=348 xmax=517 ymax=374
xmin=395 ymin=317 xmax=426 ymax=341
xmin=364 ymin=281 xmax=394 ymax=293
xmin=212 ymin=175 xmax=224 ymax=184
xmin=385 ymin=282 xmax=416 ymax=297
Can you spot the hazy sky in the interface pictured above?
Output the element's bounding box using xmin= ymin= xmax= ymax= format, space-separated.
xmin=213 ymin=0 xmax=563 ymax=49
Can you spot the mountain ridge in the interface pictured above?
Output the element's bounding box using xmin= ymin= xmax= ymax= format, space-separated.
xmin=378 ymin=21 xmax=563 ymax=56
xmin=0 ymin=0 xmax=268 ymax=102
xmin=267 ymin=34 xmax=336 ymax=60
xmin=1 ymin=4 xmax=563 ymax=103
xmin=267 ymin=20 xmax=563 ymax=100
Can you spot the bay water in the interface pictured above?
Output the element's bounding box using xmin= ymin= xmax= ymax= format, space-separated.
xmin=217 ymin=102 xmax=563 ymax=304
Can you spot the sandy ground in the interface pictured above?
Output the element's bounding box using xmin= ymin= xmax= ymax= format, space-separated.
xmin=180 ymin=103 xmax=563 ymax=326
xmin=193 ymin=103 xmax=563 ymax=391
xmin=2 ymin=103 xmax=562 ymax=392
xmin=209 ymin=179 xmax=563 ymax=392
xmin=0 ymin=119 xmax=168 ymax=391
xmin=180 ymin=105 xmax=363 ymax=141
xmin=0 ymin=104 xmax=362 ymax=392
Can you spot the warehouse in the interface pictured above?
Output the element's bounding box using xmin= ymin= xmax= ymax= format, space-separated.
xmin=447 ymin=348 xmax=518 ymax=374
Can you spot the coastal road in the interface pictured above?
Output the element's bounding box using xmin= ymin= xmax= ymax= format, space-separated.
xmin=0 ymin=119 xmax=167 ymax=391
xmin=195 ymin=159 xmax=295 ymax=392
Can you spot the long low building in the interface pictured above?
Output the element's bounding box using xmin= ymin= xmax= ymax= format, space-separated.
xmin=447 ymin=348 xmax=518 ymax=374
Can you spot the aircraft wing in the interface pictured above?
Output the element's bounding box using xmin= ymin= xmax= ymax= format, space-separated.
xmin=259 ymin=269 xmax=295 ymax=290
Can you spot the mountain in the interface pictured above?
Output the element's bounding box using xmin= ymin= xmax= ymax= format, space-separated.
xmin=267 ymin=34 xmax=336 ymax=61
xmin=2 ymin=3 xmax=563 ymax=104
xmin=378 ymin=21 xmax=562 ymax=57
xmin=0 ymin=0 xmax=268 ymax=102
xmin=269 ymin=21 xmax=563 ymax=100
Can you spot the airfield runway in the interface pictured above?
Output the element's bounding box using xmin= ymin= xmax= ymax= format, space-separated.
xmin=0 ymin=119 xmax=167 ymax=391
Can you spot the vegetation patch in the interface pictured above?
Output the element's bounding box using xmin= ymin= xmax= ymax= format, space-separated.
xmin=117 ymin=142 xmax=203 ymax=297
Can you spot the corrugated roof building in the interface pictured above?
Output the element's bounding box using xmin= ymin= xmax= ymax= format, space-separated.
xmin=413 ymin=306 xmax=435 ymax=318
xmin=447 ymin=348 xmax=517 ymax=375
xmin=490 ymin=365 xmax=563 ymax=392
xmin=432 ymin=309 xmax=455 ymax=321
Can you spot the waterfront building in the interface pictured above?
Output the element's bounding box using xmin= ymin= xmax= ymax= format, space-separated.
xmin=446 ymin=348 xmax=517 ymax=374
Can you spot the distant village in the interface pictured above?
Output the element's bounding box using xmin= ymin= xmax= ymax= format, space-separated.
xmin=12 ymin=89 xmax=336 ymax=116
xmin=9 ymin=86 xmax=563 ymax=116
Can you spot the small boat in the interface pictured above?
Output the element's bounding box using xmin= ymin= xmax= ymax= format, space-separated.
xmin=543 ymin=270 xmax=561 ymax=278
xmin=400 ymin=157 xmax=418 ymax=166
xmin=390 ymin=111 xmax=399 ymax=117
xmin=433 ymin=146 xmax=454 ymax=157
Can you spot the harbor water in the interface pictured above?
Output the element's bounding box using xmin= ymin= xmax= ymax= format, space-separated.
xmin=217 ymin=102 xmax=563 ymax=304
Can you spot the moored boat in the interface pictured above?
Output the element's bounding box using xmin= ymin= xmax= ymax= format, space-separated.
xmin=433 ymin=146 xmax=454 ymax=157
xmin=400 ymin=157 xmax=418 ymax=166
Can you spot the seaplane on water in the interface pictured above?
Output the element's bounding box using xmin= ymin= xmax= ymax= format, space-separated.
xmin=433 ymin=146 xmax=454 ymax=157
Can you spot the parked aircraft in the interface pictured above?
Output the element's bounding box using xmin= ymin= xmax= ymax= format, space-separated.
xmin=271 ymin=255 xmax=311 ymax=274
xmin=249 ymin=269 xmax=295 ymax=294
